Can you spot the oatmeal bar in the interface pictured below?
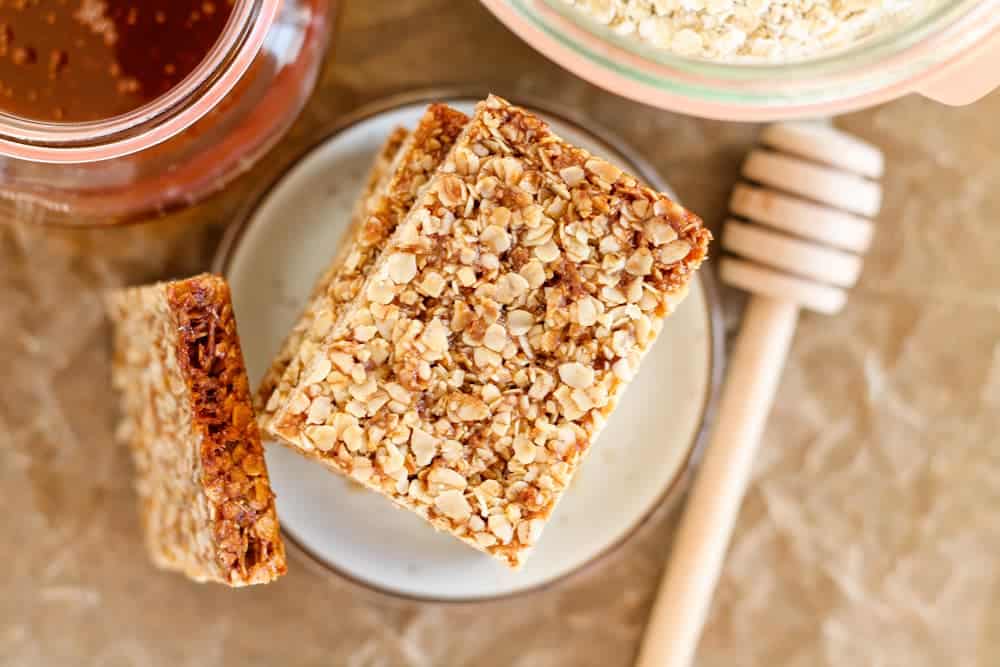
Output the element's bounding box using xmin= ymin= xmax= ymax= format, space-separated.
xmin=254 ymin=126 xmax=409 ymax=414
xmin=256 ymin=105 xmax=469 ymax=428
xmin=269 ymin=96 xmax=711 ymax=568
xmin=107 ymin=274 xmax=287 ymax=586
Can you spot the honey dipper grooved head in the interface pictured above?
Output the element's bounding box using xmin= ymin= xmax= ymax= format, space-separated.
xmin=721 ymin=122 xmax=884 ymax=315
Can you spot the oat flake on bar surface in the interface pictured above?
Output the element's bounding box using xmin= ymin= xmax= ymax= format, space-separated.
xmin=562 ymin=0 xmax=921 ymax=61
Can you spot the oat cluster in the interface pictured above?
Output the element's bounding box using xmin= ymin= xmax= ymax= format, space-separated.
xmin=562 ymin=0 xmax=917 ymax=61
xmin=264 ymin=96 xmax=710 ymax=567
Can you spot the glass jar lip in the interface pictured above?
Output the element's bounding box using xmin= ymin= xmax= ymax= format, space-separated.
xmin=0 ymin=0 xmax=280 ymax=164
xmin=485 ymin=0 xmax=1000 ymax=118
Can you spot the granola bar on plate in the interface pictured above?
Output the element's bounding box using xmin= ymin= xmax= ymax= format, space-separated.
xmin=269 ymin=95 xmax=711 ymax=568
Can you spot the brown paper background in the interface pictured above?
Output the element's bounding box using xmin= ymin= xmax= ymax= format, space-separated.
xmin=2 ymin=2 xmax=999 ymax=665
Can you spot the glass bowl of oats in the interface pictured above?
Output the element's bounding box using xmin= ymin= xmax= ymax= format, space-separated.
xmin=481 ymin=0 xmax=1000 ymax=120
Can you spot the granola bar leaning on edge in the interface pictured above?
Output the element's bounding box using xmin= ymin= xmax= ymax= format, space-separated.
xmin=107 ymin=274 xmax=287 ymax=586
xmin=270 ymin=96 xmax=711 ymax=568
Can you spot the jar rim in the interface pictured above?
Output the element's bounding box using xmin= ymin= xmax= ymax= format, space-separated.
xmin=0 ymin=0 xmax=280 ymax=164
xmin=484 ymin=0 xmax=1000 ymax=119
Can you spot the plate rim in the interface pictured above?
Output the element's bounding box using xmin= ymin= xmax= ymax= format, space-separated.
xmin=212 ymin=87 xmax=725 ymax=605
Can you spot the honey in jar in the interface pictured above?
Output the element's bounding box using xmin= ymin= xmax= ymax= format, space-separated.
xmin=0 ymin=0 xmax=234 ymax=122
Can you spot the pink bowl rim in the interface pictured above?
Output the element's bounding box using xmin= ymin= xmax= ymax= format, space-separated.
xmin=480 ymin=0 xmax=1000 ymax=120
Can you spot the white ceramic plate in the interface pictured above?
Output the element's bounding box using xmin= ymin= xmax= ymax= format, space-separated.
xmin=216 ymin=94 xmax=721 ymax=602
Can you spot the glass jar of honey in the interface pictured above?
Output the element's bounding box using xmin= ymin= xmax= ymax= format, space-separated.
xmin=0 ymin=0 xmax=335 ymax=226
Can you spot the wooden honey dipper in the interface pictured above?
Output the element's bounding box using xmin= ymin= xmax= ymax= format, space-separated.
xmin=635 ymin=123 xmax=884 ymax=667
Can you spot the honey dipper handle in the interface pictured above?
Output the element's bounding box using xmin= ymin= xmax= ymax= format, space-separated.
xmin=635 ymin=296 xmax=800 ymax=667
